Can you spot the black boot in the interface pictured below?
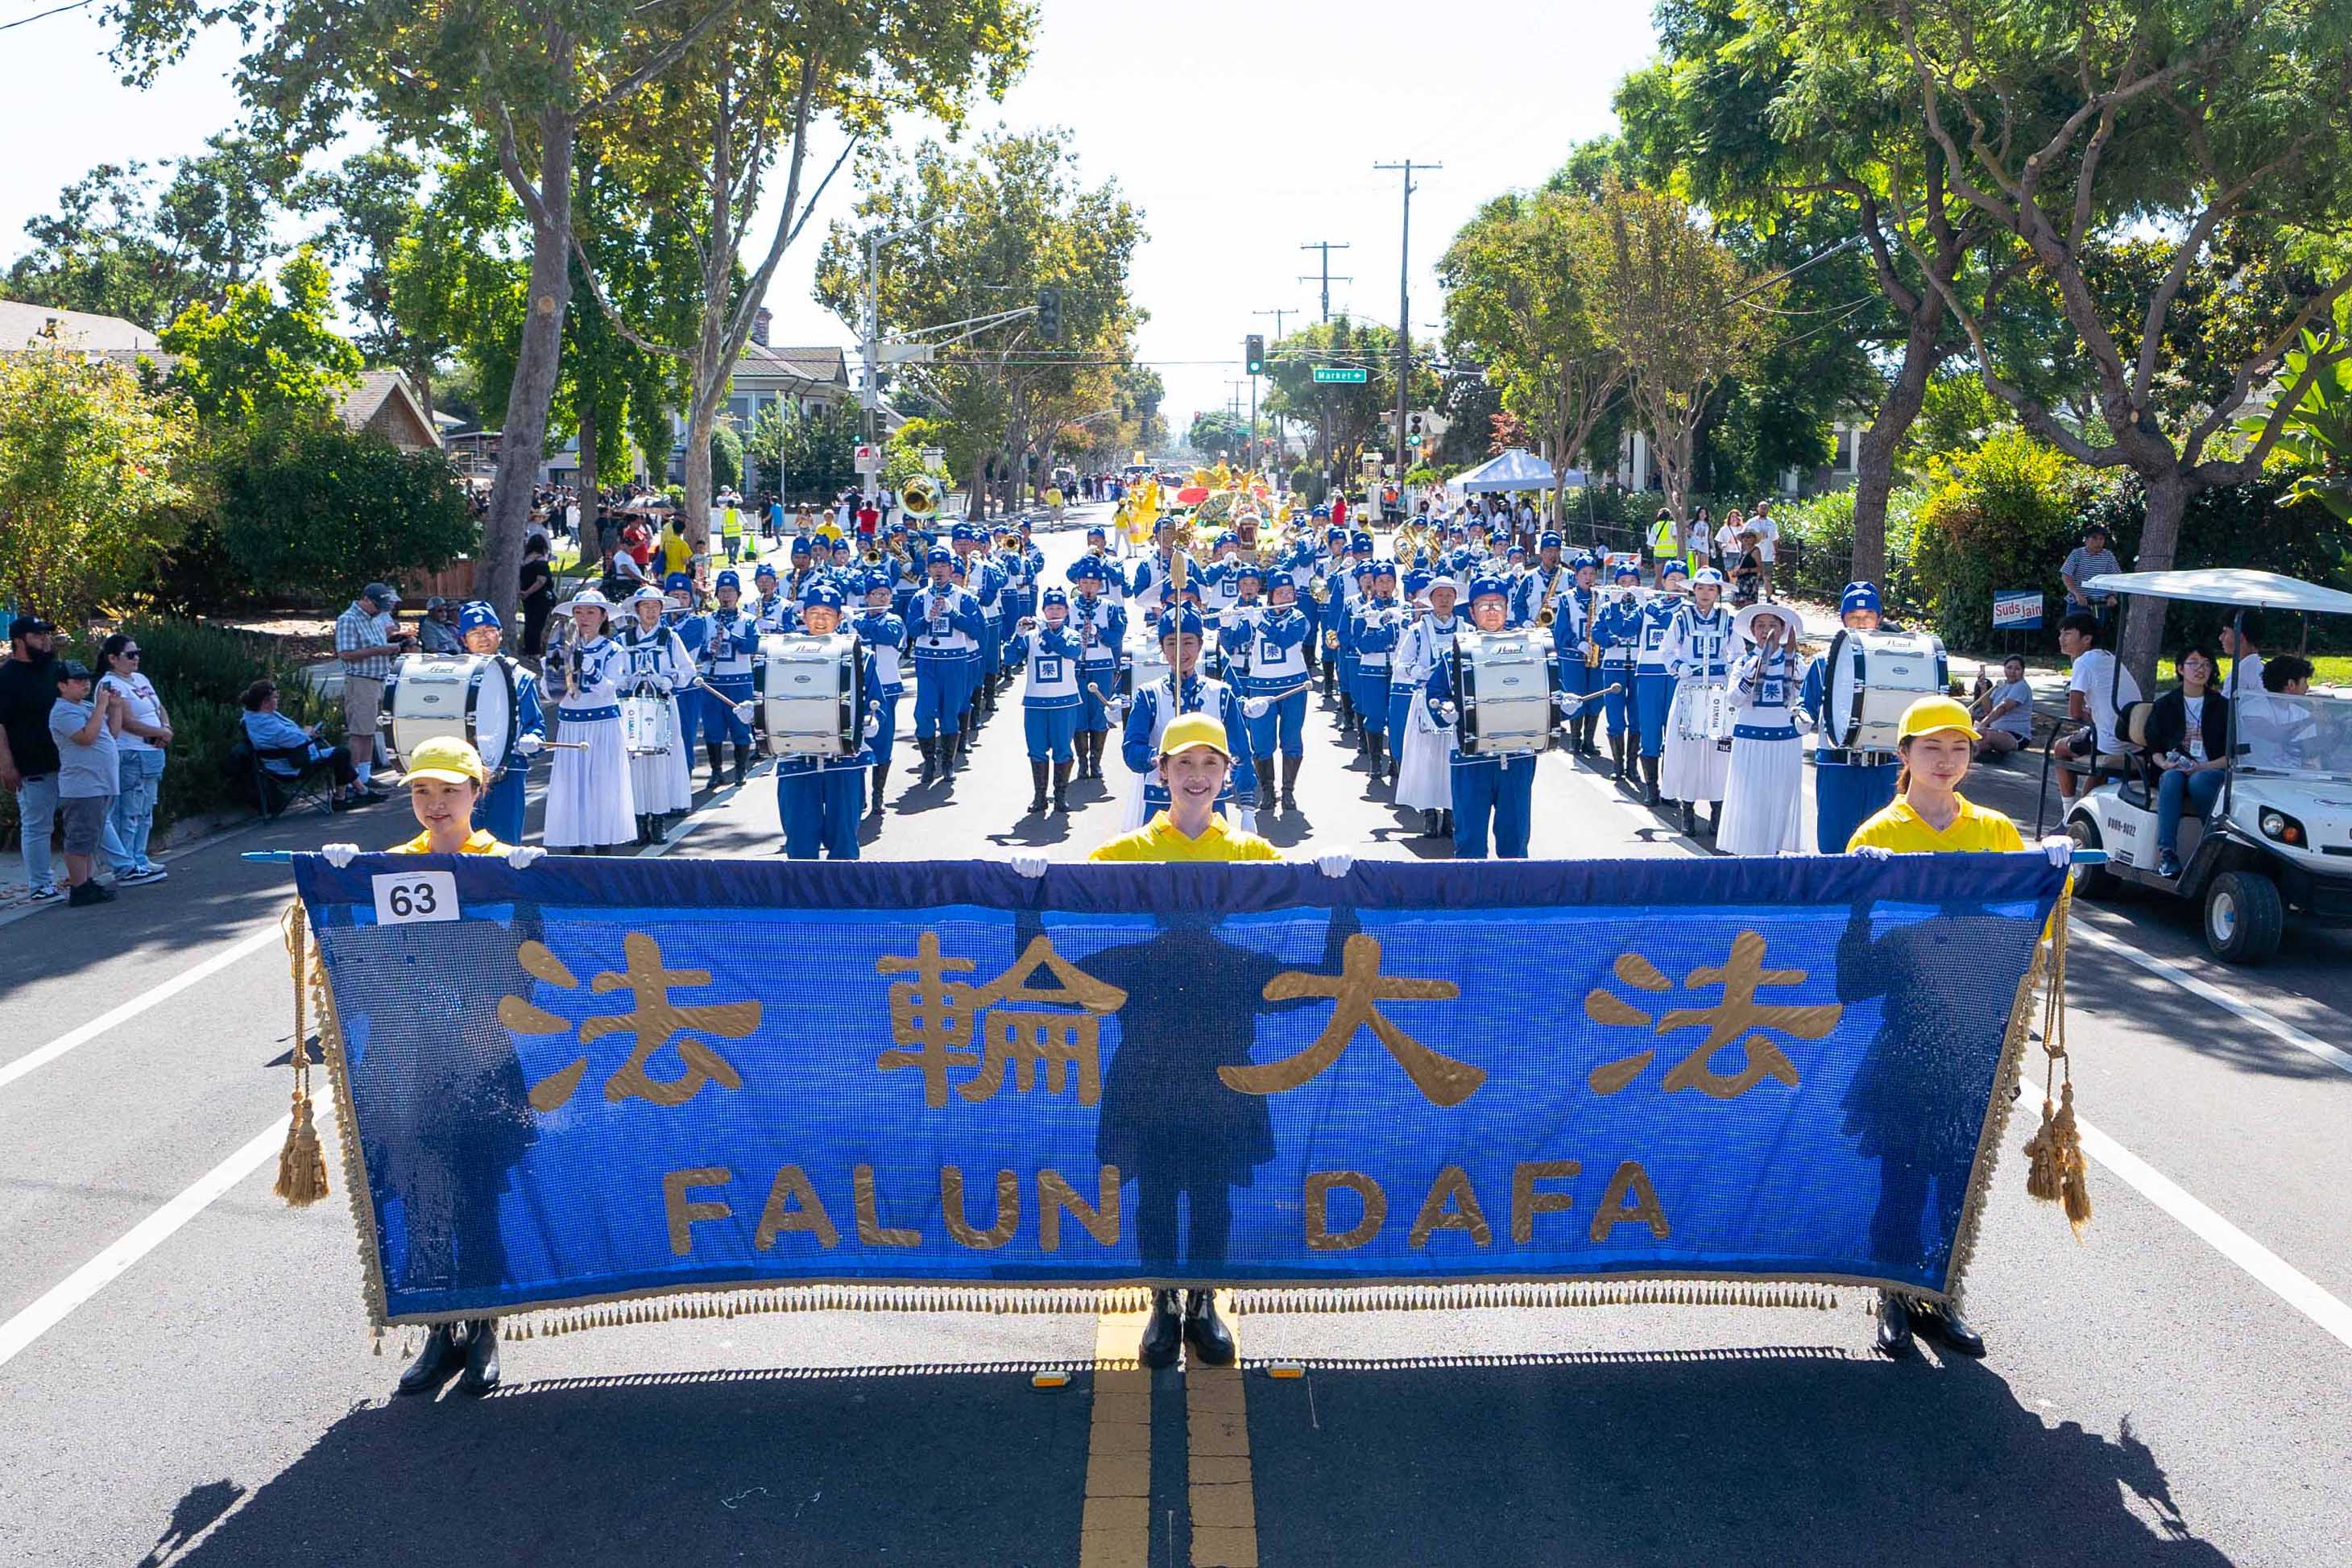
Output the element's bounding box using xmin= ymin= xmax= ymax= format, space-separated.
xmin=946 ymin=734 xmax=965 ymax=775
xmin=1258 ymin=773 xmax=1277 ymax=812
xmin=1422 ymin=808 xmax=1442 ymax=838
xmin=1608 ymin=734 xmax=1626 ymax=781
xmin=1681 ymin=801 xmax=1697 ymax=836
xmin=706 ymin=740 xmax=728 ymax=793
xmin=1439 ymin=809 xmax=1454 ymax=838
xmin=1875 ymin=1290 xmax=1915 ymax=1357
xmin=1029 ymin=760 xmax=1050 ymax=817
xmin=1183 ymin=1290 xmax=1236 ymax=1367
xmin=1053 ymin=762 xmax=1071 ymax=813
xmin=453 ymin=1318 xmax=500 ymax=1396
xmin=1913 ymin=1301 xmax=1986 ymax=1357
xmin=918 ymin=738 xmax=938 ymax=787
xmin=395 ymin=1323 xmax=466 ymax=1396
xmin=1642 ymin=755 xmax=1660 ymax=807
xmin=731 ymin=743 xmax=749 ymax=786
xmin=1139 ymin=1289 xmax=1183 ymax=1369
xmin=1705 ymin=802 xmax=1721 ymax=838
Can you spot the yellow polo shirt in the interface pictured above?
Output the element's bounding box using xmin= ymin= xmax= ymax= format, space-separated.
xmin=1090 ymin=812 xmax=1280 ymax=863
xmin=392 ymin=829 xmax=510 ymax=856
xmin=1847 ymin=795 xmax=2024 ymax=854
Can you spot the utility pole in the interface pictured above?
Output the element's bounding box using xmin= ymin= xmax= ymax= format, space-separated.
xmin=1298 ymin=241 xmax=1352 ymax=488
xmin=1373 ymin=160 xmax=1438 ymax=499
xmin=861 ymin=229 xmax=881 ymax=455
xmin=1254 ymin=308 xmax=1296 ymax=474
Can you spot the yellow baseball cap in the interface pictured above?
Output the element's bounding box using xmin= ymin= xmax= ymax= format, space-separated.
xmin=1897 ymin=695 xmax=1978 ymax=743
xmin=400 ymin=734 xmax=487 ymax=785
xmin=1159 ymin=713 xmax=1232 ymax=759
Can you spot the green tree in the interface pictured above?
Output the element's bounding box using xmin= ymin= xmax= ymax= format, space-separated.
xmin=212 ymin=422 xmax=476 ymax=601
xmin=816 ymin=126 xmax=1145 ymax=515
xmin=1262 ymin=316 xmax=1434 ymax=480
xmin=1798 ymin=0 xmax=2352 ymax=683
xmin=0 ymin=346 xmax=198 ymax=622
xmin=160 ymin=246 xmax=362 ymax=431
xmin=294 ymin=146 xmax=450 ymax=424
xmin=1186 ymin=410 xmax=1251 ymax=461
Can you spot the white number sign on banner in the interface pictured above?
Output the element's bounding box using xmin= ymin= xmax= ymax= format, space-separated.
xmin=372 ymin=870 xmax=460 ymax=925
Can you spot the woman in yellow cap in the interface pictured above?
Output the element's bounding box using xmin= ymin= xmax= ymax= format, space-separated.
xmin=1844 ymin=694 xmax=2070 ymax=1360
xmin=320 ymin=734 xmax=546 ymax=1396
xmin=1091 ymin=712 xmax=1278 ymax=862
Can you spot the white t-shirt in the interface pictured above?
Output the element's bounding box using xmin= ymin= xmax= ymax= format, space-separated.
xmin=1985 ymin=677 xmax=2035 ymax=739
xmin=2226 ymin=651 xmax=2264 ymax=699
xmin=2180 ymin=694 xmax=2208 ymax=761
xmin=2067 ymin=647 xmax=2143 ymax=754
xmin=1714 ymin=520 xmax=1740 ymax=557
xmin=100 ymin=671 xmax=164 ymax=755
xmin=1750 ymin=513 xmax=1778 ymax=562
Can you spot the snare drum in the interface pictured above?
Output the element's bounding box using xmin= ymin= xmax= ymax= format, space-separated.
xmin=1824 ymin=628 xmax=1948 ymax=753
xmin=621 ymin=691 xmax=675 ymax=756
xmin=1675 ymin=681 xmax=1733 ymax=744
xmin=1454 ymin=628 xmax=1558 ymax=756
xmin=1128 ymin=627 xmax=1170 ymax=698
xmin=379 ymin=654 xmax=516 ymax=778
xmin=753 ymin=632 xmax=866 ymax=758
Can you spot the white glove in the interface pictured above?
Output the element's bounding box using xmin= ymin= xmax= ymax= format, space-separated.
xmin=1242 ymin=697 xmax=1269 ymax=718
xmin=1555 ymin=693 xmax=1574 ymax=712
xmin=1436 ymin=701 xmax=1458 ymax=723
xmin=734 ymin=701 xmax=755 ymax=723
xmin=321 ymin=842 xmax=360 ymax=869
xmin=863 ymin=715 xmax=880 ymax=738
xmin=1850 ymin=844 xmax=1894 ymax=861
xmin=514 ymin=733 xmax=545 ymax=757
xmin=507 ymin=845 xmax=547 ymax=870
xmin=1236 ymin=807 xmax=1257 ymax=834
xmin=1011 ymin=853 xmax=1050 ymax=879
xmin=2039 ymin=834 xmax=2074 ymax=868
xmin=1315 ymin=850 xmax=1356 ymax=879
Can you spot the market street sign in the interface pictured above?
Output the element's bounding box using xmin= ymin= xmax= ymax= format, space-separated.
xmin=1312 ymin=366 xmax=1369 ymax=384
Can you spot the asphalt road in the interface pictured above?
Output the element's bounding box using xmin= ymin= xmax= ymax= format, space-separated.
xmin=2 ymin=504 xmax=2346 ymax=1568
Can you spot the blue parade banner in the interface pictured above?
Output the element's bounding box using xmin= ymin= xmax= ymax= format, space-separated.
xmin=290 ymin=854 xmax=2063 ymax=1326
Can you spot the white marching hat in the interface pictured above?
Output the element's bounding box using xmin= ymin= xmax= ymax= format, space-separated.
xmin=1427 ymin=574 xmax=1461 ymax=596
xmin=565 ymin=587 xmax=617 ymax=614
xmin=627 ymin=584 xmax=668 ymax=607
xmin=1732 ymin=601 xmax=1795 ymax=645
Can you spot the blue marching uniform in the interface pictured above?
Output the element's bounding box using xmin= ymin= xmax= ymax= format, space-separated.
xmin=1238 ymin=602 xmax=1311 ymax=769
xmin=669 ymin=600 xmax=706 ymax=768
xmin=1802 ymin=639 xmax=1902 ymax=854
xmin=452 ymin=602 xmax=547 ymax=845
xmin=774 ymin=647 xmax=879 ymax=861
xmin=1634 ymin=591 xmax=1679 ymax=765
xmin=1426 ymin=656 xmax=1535 ymax=858
xmin=1352 ymin=591 xmax=1404 ymax=753
xmin=908 ymin=569 xmax=987 ymax=773
xmin=1120 ymin=668 xmax=1257 ymax=829
xmin=1008 ymin=617 xmax=1086 ymax=765
xmin=851 ymin=594 xmax=908 ymax=800
xmin=967 ymin=550 xmax=1008 ymax=690
xmin=1069 ymin=584 xmax=1128 ymax=738
xmin=699 ymin=592 xmax=762 ymax=780
xmin=1592 ymin=584 xmax=1646 ymax=760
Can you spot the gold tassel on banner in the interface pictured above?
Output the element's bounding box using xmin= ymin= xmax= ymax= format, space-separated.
xmin=272 ymin=900 xmax=331 ymax=1208
xmin=2020 ymin=879 xmax=2092 ymax=1234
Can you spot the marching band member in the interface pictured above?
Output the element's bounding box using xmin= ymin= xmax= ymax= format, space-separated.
xmin=1500 ymin=544 xmax=1530 ymax=620
xmin=662 ymin=573 xmax=706 ymax=778
xmin=781 ymin=539 xmax=822 ymax=610
xmin=1082 ymin=526 xmax=1127 ymax=606
xmin=751 ymin=561 xmax=795 ymax=635
xmin=774 ymin=581 xmax=880 ymax=860
xmin=1592 ymin=565 xmax=1646 ymax=782
xmin=889 ymin=528 xmax=924 ymax=619
xmin=1388 ymin=568 xmax=1435 ymax=791
xmin=1660 ymin=566 xmax=1736 ymax=838
xmin=1802 ymin=581 xmax=1903 ymax=854
xmin=1551 ymin=552 xmax=1604 ymax=757
xmin=1425 ymin=575 xmax=1535 ymax=858
xmin=1395 ymin=575 xmax=1463 ymax=835
xmin=1128 ymin=519 xmax=1195 ymax=617
xmin=850 ymin=571 xmax=908 ymax=816
xmin=1236 ymin=569 xmax=1311 ymax=811
xmin=1351 ymin=561 xmax=1405 ymax=784
xmin=1119 ymin=607 xmax=1256 ymax=832
xmin=950 ymin=524 xmax=1007 ymax=716
xmin=909 ymin=546 xmax=986 ymax=783
xmin=620 ymin=585 xmax=695 ymax=845
xmin=1334 ymin=554 xmax=1373 ymax=736
xmin=454 ymin=601 xmax=546 ymax=845
xmin=546 ymin=589 xmax=639 ymax=854
xmin=1067 ymin=557 xmax=1128 ymax=781
xmin=1715 ymin=602 xmax=1808 ymax=855
xmin=1008 ymin=586 xmax=1086 ymax=817
xmin=1627 ymin=560 xmax=1685 ymax=805
xmin=1517 ymin=533 xmax=1569 ymax=630
xmin=700 ymin=569 xmax=762 ymax=790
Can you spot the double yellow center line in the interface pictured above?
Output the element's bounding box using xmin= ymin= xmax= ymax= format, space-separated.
xmin=1079 ymin=1293 xmax=1260 ymax=1568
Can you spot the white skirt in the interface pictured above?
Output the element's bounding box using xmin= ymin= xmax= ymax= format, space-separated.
xmin=627 ymin=694 xmax=693 ymax=813
xmin=1662 ymin=682 xmax=1732 ymax=805
xmin=1396 ymin=694 xmax=1454 ymax=811
xmin=546 ymin=708 xmax=638 ymax=847
xmin=1716 ymin=731 xmax=1804 ymax=855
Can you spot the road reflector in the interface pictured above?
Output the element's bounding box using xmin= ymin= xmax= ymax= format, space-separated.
xmin=1031 ymin=1371 xmax=1072 ymax=1389
xmin=1265 ymin=1363 xmax=1306 ymax=1380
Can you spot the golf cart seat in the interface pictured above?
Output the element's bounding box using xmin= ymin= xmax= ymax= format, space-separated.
xmin=2115 ymin=701 xmax=2159 ymax=807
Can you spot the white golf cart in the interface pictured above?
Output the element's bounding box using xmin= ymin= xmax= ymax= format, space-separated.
xmin=2043 ymin=568 xmax=2352 ymax=964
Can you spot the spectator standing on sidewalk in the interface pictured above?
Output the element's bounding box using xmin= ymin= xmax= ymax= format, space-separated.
xmin=519 ymin=536 xmax=556 ymax=656
xmin=98 ymin=634 xmax=171 ymax=884
xmin=1750 ymin=499 xmax=1779 ymax=602
xmin=0 ymin=615 xmax=63 ymax=900
xmin=335 ymin=583 xmax=409 ymax=793
xmin=48 ymin=660 xmax=122 ymax=907
xmin=2060 ymin=523 xmax=2122 ymax=632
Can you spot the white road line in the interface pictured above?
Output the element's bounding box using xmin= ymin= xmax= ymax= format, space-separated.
xmin=0 ymin=925 xmax=282 ymax=1093
xmin=0 ymin=1117 xmax=288 ymax=1371
xmin=2077 ymin=1114 xmax=2352 ymax=1352
xmin=2072 ymin=921 xmax=2352 ymax=1078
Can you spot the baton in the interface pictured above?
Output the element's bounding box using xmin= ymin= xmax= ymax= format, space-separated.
xmin=1554 ymin=683 xmax=1624 ymax=713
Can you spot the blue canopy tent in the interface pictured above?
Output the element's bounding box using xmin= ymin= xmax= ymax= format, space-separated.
xmin=1445 ymin=447 xmax=1558 ymax=497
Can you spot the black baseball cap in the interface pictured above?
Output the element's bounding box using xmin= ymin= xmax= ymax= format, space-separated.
xmin=52 ymin=660 xmax=93 ymax=684
xmin=10 ymin=614 xmax=55 ymax=639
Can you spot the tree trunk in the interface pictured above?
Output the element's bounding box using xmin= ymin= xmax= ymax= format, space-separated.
xmin=684 ymin=395 xmax=718 ymax=551
xmin=1851 ymin=309 xmax=1945 ymax=587
xmin=2120 ymin=469 xmax=2190 ymax=691
xmin=482 ymin=107 xmax=575 ymax=639
xmin=578 ymin=403 xmax=598 ymax=499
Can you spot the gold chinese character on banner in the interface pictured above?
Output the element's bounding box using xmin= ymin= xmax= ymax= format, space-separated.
xmin=876 ymin=933 xmax=1128 ymax=1107
xmin=503 ymin=934 xmax=760 ymax=1112
xmin=1582 ymin=932 xmax=1839 ymax=1099
xmin=1222 ymin=933 xmax=1480 ymax=1107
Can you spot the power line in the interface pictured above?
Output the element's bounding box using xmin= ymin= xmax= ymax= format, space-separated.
xmin=0 ymin=0 xmax=94 ymax=30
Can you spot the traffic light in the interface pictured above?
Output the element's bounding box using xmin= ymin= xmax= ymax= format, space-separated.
xmin=1244 ymin=333 xmax=1265 ymax=375
xmin=1408 ymin=412 xmax=1423 ymax=445
xmin=1036 ymin=286 xmax=1062 ymax=342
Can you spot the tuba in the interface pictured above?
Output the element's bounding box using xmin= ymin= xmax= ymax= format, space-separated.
xmin=902 ymin=474 xmax=941 ymax=522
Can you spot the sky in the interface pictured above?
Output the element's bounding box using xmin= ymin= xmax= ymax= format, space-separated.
xmin=0 ymin=0 xmax=1660 ymax=436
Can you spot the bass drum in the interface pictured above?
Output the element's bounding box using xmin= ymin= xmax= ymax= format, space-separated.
xmin=1127 ymin=626 xmax=1170 ymax=701
xmin=1454 ymin=628 xmax=1558 ymax=756
xmin=754 ymin=632 xmax=865 ymax=758
xmin=379 ymin=654 xmax=516 ymax=778
xmin=1825 ymin=628 xmax=1948 ymax=754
